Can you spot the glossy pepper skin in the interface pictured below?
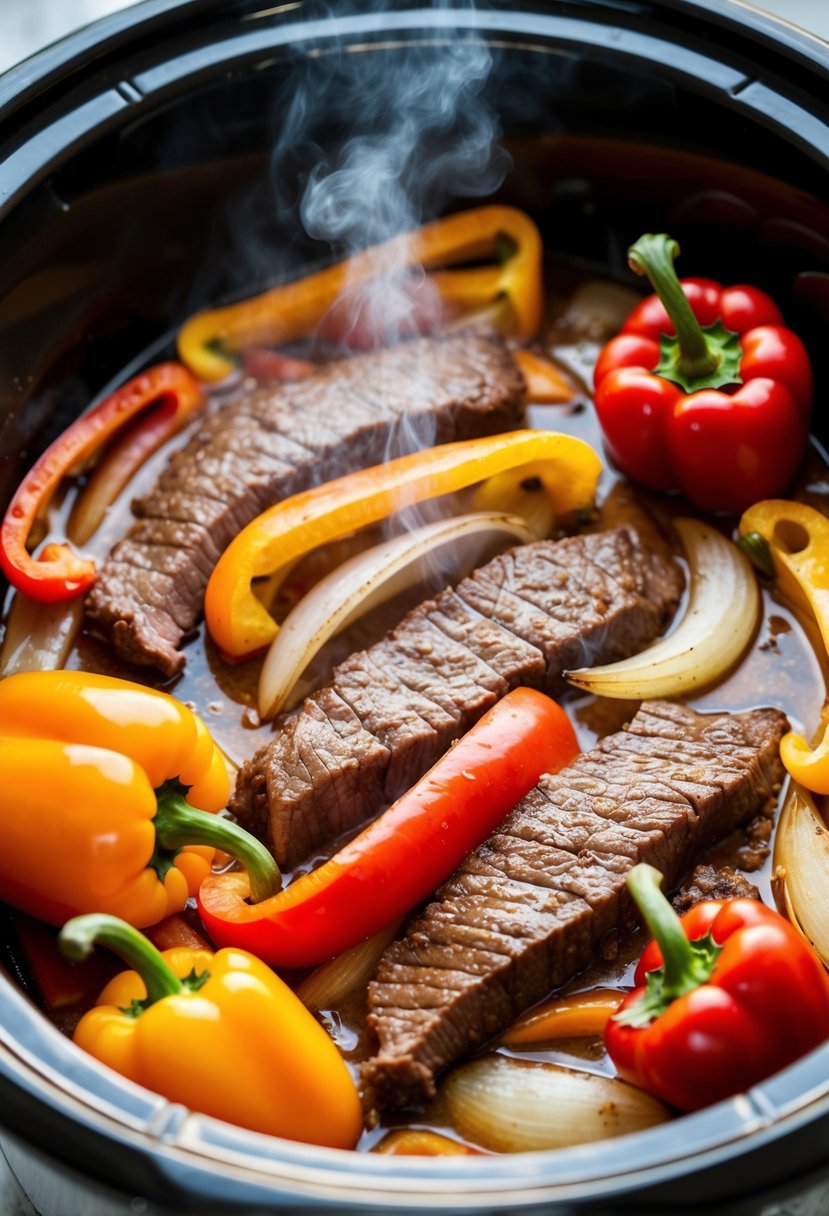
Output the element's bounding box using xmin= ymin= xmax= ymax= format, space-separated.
xmin=61 ymin=916 xmax=362 ymax=1148
xmin=205 ymin=430 xmax=601 ymax=660
xmin=178 ymin=206 xmax=543 ymax=381
xmin=0 ymin=672 xmax=279 ymax=928
xmin=199 ymin=688 xmax=579 ymax=967
xmin=0 ymin=364 xmax=203 ymax=602
xmin=740 ymin=500 xmax=829 ymax=794
xmin=605 ymin=866 xmax=829 ymax=1112
xmin=594 ymin=234 xmax=813 ymax=513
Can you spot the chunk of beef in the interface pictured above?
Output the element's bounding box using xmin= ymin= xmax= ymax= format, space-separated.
xmin=233 ymin=527 xmax=683 ymax=867
xmin=362 ymin=700 xmax=787 ymax=1111
xmin=672 ymin=864 xmax=761 ymax=913
xmin=85 ymin=331 xmax=526 ymax=675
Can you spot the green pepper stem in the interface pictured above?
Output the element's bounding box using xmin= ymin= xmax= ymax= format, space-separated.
xmin=59 ymin=914 xmax=183 ymax=1005
xmin=628 ymin=234 xmax=719 ymax=382
xmin=154 ymin=790 xmax=282 ymax=903
xmin=626 ymin=864 xmax=712 ymax=1000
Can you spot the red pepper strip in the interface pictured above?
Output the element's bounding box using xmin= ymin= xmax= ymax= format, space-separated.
xmin=0 ymin=363 xmax=203 ymax=603
xmin=199 ymin=688 xmax=578 ymax=968
xmin=13 ymin=913 xmax=117 ymax=1012
xmin=605 ymin=865 xmax=829 ymax=1112
xmin=593 ymin=234 xmax=813 ymax=513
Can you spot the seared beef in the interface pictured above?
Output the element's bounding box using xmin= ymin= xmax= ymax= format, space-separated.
xmin=85 ymin=331 xmax=525 ymax=675
xmin=672 ymin=864 xmax=761 ymax=912
xmin=363 ymin=700 xmax=787 ymax=1110
xmin=233 ymin=527 xmax=683 ymax=867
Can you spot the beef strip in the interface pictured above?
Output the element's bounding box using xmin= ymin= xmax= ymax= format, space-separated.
xmin=233 ymin=527 xmax=683 ymax=867
xmin=362 ymin=700 xmax=787 ymax=1111
xmin=85 ymin=331 xmax=526 ymax=676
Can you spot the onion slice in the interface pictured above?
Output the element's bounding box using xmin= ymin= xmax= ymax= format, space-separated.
xmin=441 ymin=1055 xmax=668 ymax=1153
xmin=566 ymin=518 xmax=759 ymax=700
xmin=295 ymin=920 xmax=401 ymax=1013
xmin=0 ymin=592 xmax=84 ymax=676
xmin=773 ymin=783 xmax=829 ymax=968
xmin=258 ymin=511 xmax=534 ymax=719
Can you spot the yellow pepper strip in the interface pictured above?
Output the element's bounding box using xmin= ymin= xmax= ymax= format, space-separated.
xmin=178 ymin=205 xmax=543 ymax=382
xmin=0 ymin=672 xmax=279 ymax=928
xmin=500 ymin=988 xmax=625 ymax=1047
xmin=61 ymin=916 xmax=362 ymax=1148
xmin=373 ymin=1130 xmax=482 ymax=1156
xmin=205 ymin=430 xmax=602 ymax=659
xmin=739 ymin=499 xmax=829 ymax=792
xmin=512 ymin=349 xmax=577 ymax=404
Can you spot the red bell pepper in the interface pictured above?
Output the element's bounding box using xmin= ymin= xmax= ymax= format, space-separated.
xmin=0 ymin=363 xmax=203 ymax=603
xmin=605 ymin=864 xmax=829 ymax=1112
xmin=199 ymin=687 xmax=578 ymax=968
xmin=593 ymin=233 xmax=813 ymax=513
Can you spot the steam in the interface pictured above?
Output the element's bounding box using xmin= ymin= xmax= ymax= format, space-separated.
xmin=299 ymin=28 xmax=508 ymax=356
xmin=264 ymin=7 xmax=509 ymax=370
xmin=265 ymin=6 xmax=511 ymax=550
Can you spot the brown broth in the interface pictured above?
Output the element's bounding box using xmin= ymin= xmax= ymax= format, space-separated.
xmin=3 ymin=262 xmax=827 ymax=1154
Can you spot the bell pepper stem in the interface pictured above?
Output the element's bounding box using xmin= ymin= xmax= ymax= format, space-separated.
xmin=59 ymin=914 xmax=183 ymax=1005
xmin=626 ymin=864 xmax=713 ymax=1000
xmin=154 ymin=788 xmax=282 ymax=903
xmin=628 ymin=234 xmax=719 ymax=382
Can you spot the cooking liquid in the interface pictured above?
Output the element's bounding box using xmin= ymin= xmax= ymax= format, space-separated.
xmin=2 ymin=261 xmax=827 ymax=1153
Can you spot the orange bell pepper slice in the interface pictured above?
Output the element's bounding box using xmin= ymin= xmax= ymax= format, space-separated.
xmin=501 ymin=989 xmax=625 ymax=1046
xmin=178 ymin=205 xmax=543 ymax=382
xmin=204 ymin=429 xmax=602 ymax=660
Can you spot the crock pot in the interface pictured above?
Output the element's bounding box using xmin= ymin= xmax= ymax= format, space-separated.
xmin=1 ymin=2 xmax=828 ymax=1212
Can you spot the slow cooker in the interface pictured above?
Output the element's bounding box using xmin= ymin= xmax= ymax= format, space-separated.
xmin=1 ymin=2 xmax=828 ymax=1212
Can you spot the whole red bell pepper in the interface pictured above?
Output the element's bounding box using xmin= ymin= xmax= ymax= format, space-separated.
xmin=594 ymin=233 xmax=813 ymax=513
xmin=605 ymin=864 xmax=829 ymax=1112
xmin=198 ymin=687 xmax=578 ymax=968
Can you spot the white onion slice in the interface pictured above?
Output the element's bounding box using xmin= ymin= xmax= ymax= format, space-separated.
xmin=773 ymin=783 xmax=829 ymax=968
xmin=441 ymin=1055 xmax=668 ymax=1153
xmin=566 ymin=518 xmax=759 ymax=700
xmin=258 ymin=511 xmax=534 ymax=719
xmin=295 ymin=920 xmax=401 ymax=1013
xmin=0 ymin=592 xmax=84 ymax=677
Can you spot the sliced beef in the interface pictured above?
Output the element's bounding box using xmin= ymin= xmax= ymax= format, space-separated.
xmin=85 ymin=331 xmax=526 ymax=675
xmin=362 ymin=700 xmax=787 ymax=1111
xmin=233 ymin=527 xmax=683 ymax=867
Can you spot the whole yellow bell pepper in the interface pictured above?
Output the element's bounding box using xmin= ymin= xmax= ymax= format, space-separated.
xmin=739 ymin=499 xmax=829 ymax=792
xmin=61 ymin=915 xmax=362 ymax=1148
xmin=0 ymin=672 xmax=280 ymax=927
xmin=205 ymin=429 xmax=602 ymax=660
xmin=178 ymin=205 xmax=543 ymax=382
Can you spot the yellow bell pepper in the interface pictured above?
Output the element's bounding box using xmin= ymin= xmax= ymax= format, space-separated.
xmin=61 ymin=915 xmax=362 ymax=1148
xmin=178 ymin=205 xmax=543 ymax=382
xmin=739 ymin=499 xmax=829 ymax=791
xmin=0 ymin=672 xmax=279 ymax=927
xmin=204 ymin=429 xmax=602 ymax=660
